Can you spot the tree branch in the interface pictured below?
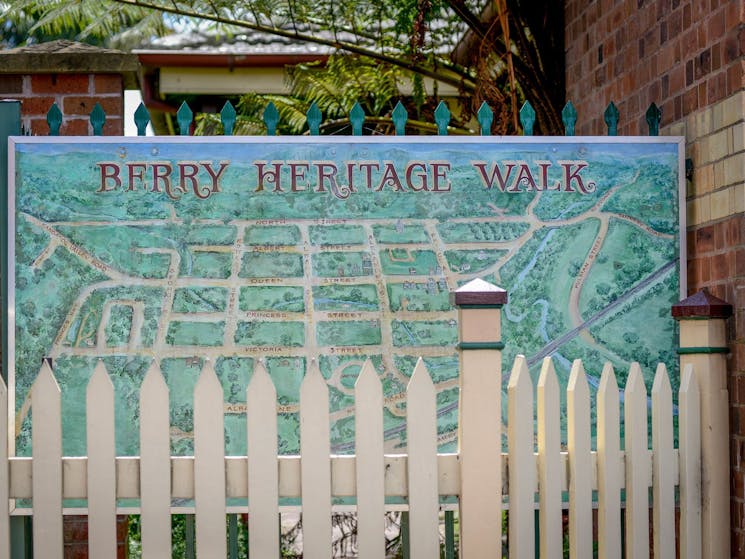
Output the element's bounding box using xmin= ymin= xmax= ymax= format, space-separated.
xmin=110 ymin=0 xmax=477 ymax=91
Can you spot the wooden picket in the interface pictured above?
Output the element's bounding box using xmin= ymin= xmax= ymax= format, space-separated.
xmin=86 ymin=361 xmax=117 ymax=559
xmin=300 ymin=361 xmax=332 ymax=558
xmin=0 ymin=350 xmax=711 ymax=559
xmin=652 ymin=364 xmax=676 ymax=559
xmin=354 ymin=360 xmax=385 ymax=559
xmin=679 ymin=364 xmax=702 ymax=559
xmin=406 ymin=359 xmax=439 ymax=559
xmin=567 ymin=360 xmax=592 ymax=559
xmin=536 ymin=358 xmax=562 ymax=559
xmin=193 ymin=360 xmax=227 ymax=558
xmin=246 ymin=360 xmax=280 ymax=559
xmin=507 ymin=356 xmax=535 ymax=558
xmin=625 ymin=363 xmax=650 ymax=558
xmin=31 ymin=361 xmax=63 ymax=559
xmin=596 ymin=362 xmax=621 ymax=559
xmin=139 ymin=362 xmax=172 ymax=558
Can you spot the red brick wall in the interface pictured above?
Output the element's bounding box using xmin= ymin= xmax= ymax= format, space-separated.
xmin=566 ymin=0 xmax=745 ymax=553
xmin=0 ymin=73 xmax=124 ymax=136
xmin=63 ymin=516 xmax=128 ymax=559
xmin=565 ymin=0 xmax=743 ymax=135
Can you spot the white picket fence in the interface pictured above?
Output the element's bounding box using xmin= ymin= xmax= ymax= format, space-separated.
xmin=0 ymin=353 xmax=704 ymax=559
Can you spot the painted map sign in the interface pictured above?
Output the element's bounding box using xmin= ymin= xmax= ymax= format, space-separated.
xmin=9 ymin=136 xmax=684 ymax=456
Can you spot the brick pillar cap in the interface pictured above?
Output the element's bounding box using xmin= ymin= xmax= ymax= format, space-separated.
xmin=0 ymin=40 xmax=139 ymax=88
xmin=671 ymin=289 xmax=733 ymax=319
xmin=452 ymin=278 xmax=508 ymax=306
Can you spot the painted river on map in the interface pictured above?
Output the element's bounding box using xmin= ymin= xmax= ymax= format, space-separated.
xmin=11 ymin=138 xmax=681 ymax=455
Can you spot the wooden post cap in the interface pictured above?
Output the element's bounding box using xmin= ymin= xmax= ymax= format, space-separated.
xmin=452 ymin=278 xmax=508 ymax=306
xmin=671 ymin=289 xmax=733 ymax=319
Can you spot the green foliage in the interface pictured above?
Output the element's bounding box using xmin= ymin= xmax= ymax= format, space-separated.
xmin=290 ymin=55 xmax=400 ymax=121
xmin=4 ymin=0 xmax=565 ymax=133
xmin=3 ymin=0 xmax=169 ymax=49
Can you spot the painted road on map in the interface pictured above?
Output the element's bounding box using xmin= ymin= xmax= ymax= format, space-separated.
xmin=10 ymin=138 xmax=682 ymax=455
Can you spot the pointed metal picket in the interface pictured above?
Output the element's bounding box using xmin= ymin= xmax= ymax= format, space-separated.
xmin=193 ymin=360 xmax=227 ymax=558
xmin=392 ymin=101 xmax=408 ymax=136
xmin=177 ymin=101 xmax=193 ymax=136
xmin=246 ymin=361 xmax=280 ymax=559
xmin=406 ymin=359 xmax=439 ymax=559
xmin=47 ymin=103 xmax=62 ymax=136
xmin=31 ymin=360 xmax=63 ymax=559
xmin=646 ymin=103 xmax=662 ymax=136
xmin=567 ymin=359 xmax=592 ymax=559
xmin=307 ymin=102 xmax=322 ymax=136
xmin=134 ymin=102 xmax=150 ymax=136
xmin=562 ymin=101 xmax=577 ymax=136
xmin=519 ymin=101 xmax=536 ymax=136
xmin=185 ymin=515 xmax=195 ymax=559
xmin=350 ymin=102 xmax=365 ymax=136
xmin=537 ymin=358 xmax=562 ymax=559
xmin=678 ymin=365 xmax=701 ymax=559
xmin=596 ymin=362 xmax=621 ymax=559
xmin=221 ymin=101 xmax=236 ymax=136
xmin=604 ymin=102 xmax=620 ymax=136
xmin=228 ymin=515 xmax=238 ymax=559
xmin=354 ymin=359 xmax=385 ymax=559
xmin=0 ymin=376 xmax=8 ymax=559
xmin=477 ymin=101 xmax=493 ymax=136
xmin=652 ymin=364 xmax=675 ymax=559
xmin=263 ymin=102 xmax=279 ymax=136
xmin=300 ymin=360 xmax=332 ymax=558
xmin=624 ymin=363 xmax=649 ymax=558
xmin=434 ymin=101 xmax=450 ymax=135
xmin=86 ymin=361 xmax=117 ymax=558
xmin=90 ymin=102 xmax=106 ymax=136
xmin=507 ymin=356 xmax=535 ymax=558
xmin=139 ymin=362 xmax=172 ymax=558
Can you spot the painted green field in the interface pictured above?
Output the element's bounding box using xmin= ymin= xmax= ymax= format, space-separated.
xmin=234 ymin=321 xmax=305 ymax=346
xmin=312 ymin=252 xmax=369 ymax=277
xmin=166 ymin=321 xmax=225 ymax=346
xmin=317 ymin=320 xmax=382 ymax=346
xmin=309 ymin=224 xmax=366 ymax=245
xmin=240 ymin=252 xmax=304 ymax=277
xmin=312 ymin=284 xmax=379 ymax=310
xmin=373 ymin=223 xmax=429 ymax=243
xmin=391 ymin=320 xmax=458 ymax=347
xmin=445 ymin=249 xmax=508 ymax=274
xmin=185 ymin=225 xmax=237 ymax=245
xmin=387 ymin=283 xmax=452 ymax=312
xmin=579 ymin=218 xmax=675 ymax=316
xmin=379 ymin=249 xmax=439 ymax=275
xmin=244 ymin=225 xmax=301 ymax=245
xmin=239 ymin=286 xmax=305 ymax=312
xmin=104 ymin=305 xmax=134 ymax=347
xmin=173 ymin=287 xmax=228 ymax=312
xmin=437 ymin=221 xmax=530 ymax=243
xmin=181 ymin=250 xmax=232 ymax=278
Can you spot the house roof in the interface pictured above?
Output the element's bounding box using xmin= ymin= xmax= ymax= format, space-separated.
xmin=136 ymin=29 xmax=336 ymax=57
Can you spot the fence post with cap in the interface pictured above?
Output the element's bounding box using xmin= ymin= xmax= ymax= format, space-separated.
xmin=453 ymin=278 xmax=507 ymax=558
xmin=672 ymin=289 xmax=732 ymax=559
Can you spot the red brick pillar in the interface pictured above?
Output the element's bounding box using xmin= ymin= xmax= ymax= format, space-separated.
xmin=63 ymin=516 xmax=129 ymax=559
xmin=0 ymin=40 xmax=138 ymax=558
